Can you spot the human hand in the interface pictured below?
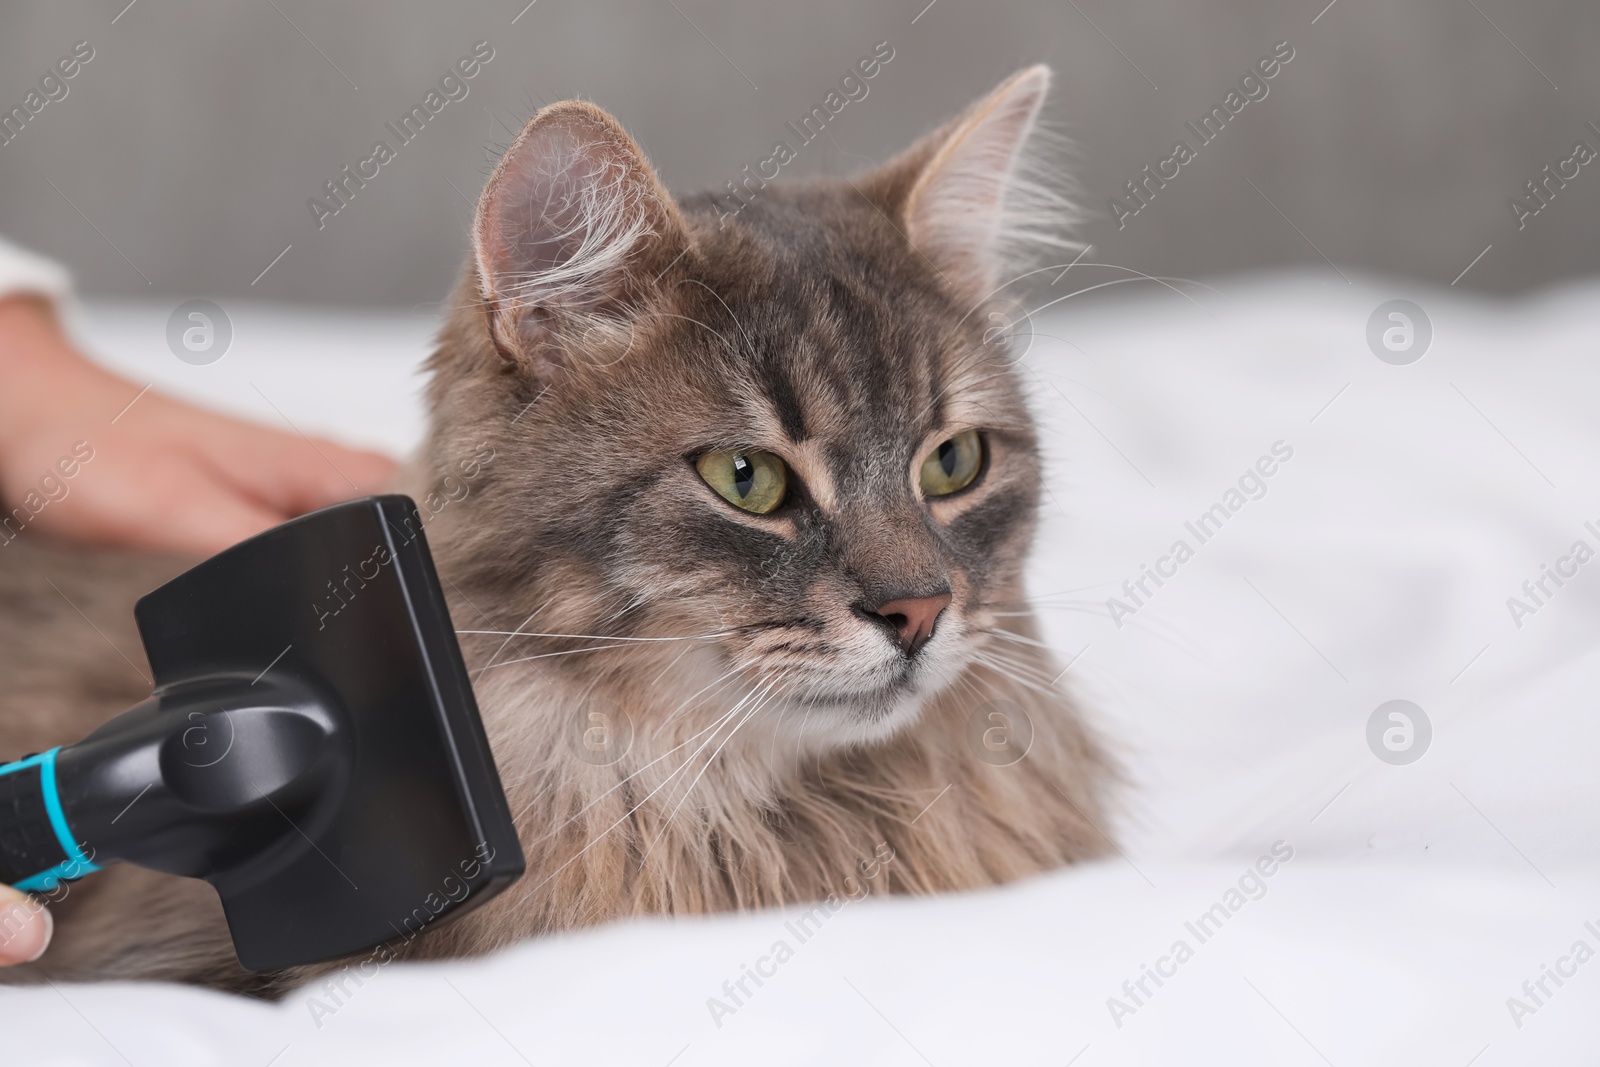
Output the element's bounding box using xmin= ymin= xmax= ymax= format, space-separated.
xmin=0 ymin=884 xmax=51 ymax=966
xmin=0 ymin=296 xmax=397 ymax=556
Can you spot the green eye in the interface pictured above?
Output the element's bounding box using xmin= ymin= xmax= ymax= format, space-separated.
xmin=696 ymin=449 xmax=789 ymax=514
xmin=919 ymin=430 xmax=983 ymax=497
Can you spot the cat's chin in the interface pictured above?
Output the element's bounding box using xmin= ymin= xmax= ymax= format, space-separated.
xmin=776 ymin=673 xmax=947 ymax=749
xmin=767 ymin=640 xmax=974 ymax=751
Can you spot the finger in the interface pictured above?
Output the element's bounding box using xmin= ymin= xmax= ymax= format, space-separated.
xmin=0 ymin=885 xmax=52 ymax=965
xmin=201 ymin=423 xmax=397 ymax=515
xmin=23 ymin=454 xmax=287 ymax=557
xmin=279 ymin=438 xmax=398 ymax=511
xmin=147 ymin=467 xmax=292 ymax=555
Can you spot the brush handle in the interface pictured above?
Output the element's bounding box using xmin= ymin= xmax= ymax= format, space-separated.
xmin=0 ymin=749 xmax=101 ymax=892
xmin=1 ymin=674 xmax=333 ymax=898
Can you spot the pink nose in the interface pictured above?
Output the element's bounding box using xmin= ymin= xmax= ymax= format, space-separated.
xmin=871 ymin=593 xmax=952 ymax=655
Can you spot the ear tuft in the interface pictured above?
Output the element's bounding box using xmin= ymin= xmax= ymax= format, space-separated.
xmin=872 ymin=66 xmax=1079 ymax=306
xmin=474 ymin=102 xmax=689 ymax=373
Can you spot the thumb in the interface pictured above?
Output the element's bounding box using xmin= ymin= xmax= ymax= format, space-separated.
xmin=0 ymin=885 xmax=52 ymax=965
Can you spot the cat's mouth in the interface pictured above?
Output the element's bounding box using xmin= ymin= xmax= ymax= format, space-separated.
xmin=771 ymin=628 xmax=971 ymax=740
xmin=792 ymin=673 xmax=917 ymax=711
xmin=724 ymin=601 xmax=976 ymax=747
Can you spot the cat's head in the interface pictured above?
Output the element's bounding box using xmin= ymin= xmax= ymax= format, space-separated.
xmin=428 ymin=67 xmax=1071 ymax=753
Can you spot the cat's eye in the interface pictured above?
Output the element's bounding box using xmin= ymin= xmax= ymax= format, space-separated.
xmin=696 ymin=449 xmax=789 ymax=514
xmin=919 ymin=430 xmax=984 ymax=497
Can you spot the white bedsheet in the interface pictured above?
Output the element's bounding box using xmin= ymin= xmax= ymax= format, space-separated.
xmin=6 ymin=272 xmax=1599 ymax=1065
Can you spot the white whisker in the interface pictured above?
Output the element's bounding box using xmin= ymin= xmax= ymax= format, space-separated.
xmin=475 ymin=645 xmax=646 ymax=670
xmin=970 ymin=651 xmax=1061 ymax=698
xmin=519 ymin=678 xmax=776 ymax=893
xmin=513 ymin=691 xmax=748 ymax=846
xmin=510 ymin=661 xmax=756 ymax=838
xmin=472 ymin=599 xmax=553 ymax=679
xmin=975 ymin=626 xmax=1056 ymax=651
xmin=458 ymin=628 xmax=741 ymax=643
xmin=638 ymin=672 xmax=788 ymax=865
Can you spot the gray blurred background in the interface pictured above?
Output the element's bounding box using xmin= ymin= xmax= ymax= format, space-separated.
xmin=0 ymin=0 xmax=1595 ymax=306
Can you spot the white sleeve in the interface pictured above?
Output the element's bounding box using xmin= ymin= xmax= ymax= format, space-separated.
xmin=0 ymin=236 xmax=72 ymax=305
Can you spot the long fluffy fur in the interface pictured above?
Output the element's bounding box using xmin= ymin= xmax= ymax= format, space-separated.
xmin=0 ymin=66 xmax=1114 ymax=995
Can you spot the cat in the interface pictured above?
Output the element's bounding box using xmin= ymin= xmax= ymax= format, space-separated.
xmin=0 ymin=64 xmax=1114 ymax=995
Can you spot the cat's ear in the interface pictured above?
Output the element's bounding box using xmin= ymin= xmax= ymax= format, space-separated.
xmin=473 ymin=101 xmax=690 ymax=376
xmin=865 ymin=65 xmax=1070 ymax=306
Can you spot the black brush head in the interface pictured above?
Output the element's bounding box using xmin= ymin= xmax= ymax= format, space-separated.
xmin=122 ymin=495 xmax=524 ymax=971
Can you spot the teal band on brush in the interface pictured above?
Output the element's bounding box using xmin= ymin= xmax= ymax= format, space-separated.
xmin=0 ymin=748 xmax=100 ymax=892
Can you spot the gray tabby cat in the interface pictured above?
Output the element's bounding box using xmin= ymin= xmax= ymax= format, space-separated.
xmin=0 ymin=65 xmax=1113 ymax=994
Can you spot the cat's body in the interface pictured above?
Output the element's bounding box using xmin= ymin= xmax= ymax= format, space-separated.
xmin=0 ymin=66 xmax=1113 ymax=994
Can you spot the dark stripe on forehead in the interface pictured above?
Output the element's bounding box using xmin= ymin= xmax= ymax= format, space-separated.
xmin=756 ymin=356 xmax=808 ymax=442
xmin=925 ymin=355 xmax=946 ymax=431
xmin=806 ymin=272 xmax=914 ymax=446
